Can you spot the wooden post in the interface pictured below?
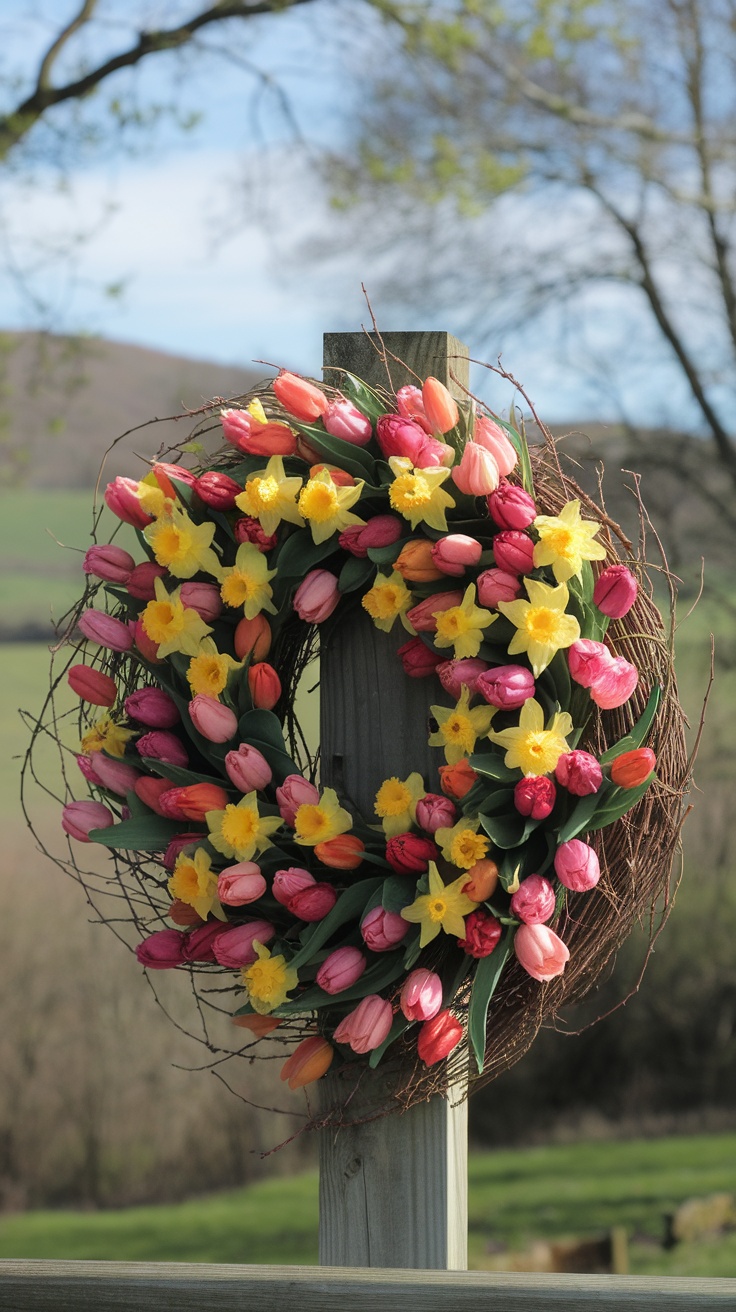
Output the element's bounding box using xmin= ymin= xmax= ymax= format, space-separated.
xmin=318 ymin=331 xmax=470 ymax=1270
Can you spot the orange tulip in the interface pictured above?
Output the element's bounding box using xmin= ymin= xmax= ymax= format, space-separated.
xmin=280 ymin=1035 xmax=334 ymax=1089
xmin=248 ymin=662 xmax=282 ymax=711
xmin=315 ymin=834 xmax=365 ymax=870
xmin=234 ymin=614 xmax=272 ymax=662
xmin=134 ymin=775 xmax=172 ymax=817
xmin=273 ymin=371 xmax=328 ymax=422
xmin=462 ymin=858 xmax=499 ymax=902
xmin=422 ymin=376 xmax=459 ymax=434
xmin=158 ymin=782 xmax=229 ymax=821
xmin=232 ymin=1013 xmax=282 ymax=1037
xmin=394 ymin=539 xmax=444 ymax=583
xmin=610 ymin=747 xmax=656 ymax=788
xmin=438 ymin=759 xmax=478 ymax=801
xmin=309 ymin=463 xmax=356 ymax=488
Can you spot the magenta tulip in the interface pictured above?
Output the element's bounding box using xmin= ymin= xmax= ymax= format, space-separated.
xmin=487 ymin=480 xmax=537 ymax=530
xmin=289 ymin=882 xmax=337 ymax=922
xmin=555 ymin=751 xmax=602 ymax=797
xmin=376 ymin=413 xmax=450 ymax=469
xmin=476 ymin=664 xmax=535 ymax=710
xmin=136 ymin=731 xmax=188 ymax=767
xmin=83 ymin=544 xmax=135 ymax=584
xmin=339 ymin=515 xmax=403 ymax=557
xmin=212 ymin=920 xmax=275 ymax=967
xmin=510 ymin=874 xmax=556 ymax=925
xmin=593 ymin=564 xmax=638 ymax=618
xmin=554 ymin=839 xmax=601 ymax=891
xmin=415 ymin=793 xmax=458 ymax=834
xmin=61 ymin=799 xmax=114 ymax=842
xmin=78 ymin=609 xmax=133 ymax=653
xmin=179 ymin=581 xmax=223 ymax=622
xmin=323 ymin=398 xmax=373 ymax=445
xmin=126 ymin=561 xmax=168 ymax=600
xmin=397 ymin=637 xmax=445 ymax=679
xmin=135 ymin=928 xmax=188 ymax=969
xmin=316 ymin=946 xmax=367 ymax=994
xmin=513 ymin=775 xmax=556 ymax=820
xmin=492 ymin=530 xmax=535 ymax=575
xmin=125 ymin=686 xmax=180 ymax=728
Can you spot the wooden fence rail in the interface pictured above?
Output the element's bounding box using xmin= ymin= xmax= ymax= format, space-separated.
xmin=1 ymin=1262 xmax=736 ymax=1311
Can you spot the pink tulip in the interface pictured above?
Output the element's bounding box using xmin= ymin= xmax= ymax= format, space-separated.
xmin=487 ymin=479 xmax=537 ymax=530
xmin=76 ymin=754 xmax=99 ymax=784
xmin=474 ymin=415 xmax=518 ymax=477
xmin=234 ymin=516 xmax=279 ymax=552
xmin=272 ymin=867 xmax=315 ymax=906
xmin=476 ymin=568 xmax=522 ymax=608
xmin=293 ymin=569 xmax=341 ymax=623
xmin=375 ymin=413 xmax=450 ymax=469
xmin=136 ymin=731 xmax=188 ymax=767
xmin=593 ymin=564 xmax=638 ymax=618
xmin=273 ymin=371 xmax=329 ymax=422
xmin=179 ymin=582 xmax=223 ymax=622
xmin=126 ymin=561 xmax=168 ymax=600
xmin=333 ymin=995 xmax=393 ymax=1053
xmin=406 ymin=590 xmax=463 ymax=633
xmin=224 ymin=743 xmax=272 ymax=793
xmin=194 ymin=470 xmax=241 ymax=510
xmin=437 ymin=657 xmax=489 ymax=700
xmin=514 ymin=922 xmax=570 ymax=981
xmin=68 ymin=664 xmax=117 ymax=707
xmin=104 ymin=476 xmax=153 ymax=529
xmin=83 ymin=544 xmax=135 ymax=584
xmin=589 ymin=657 xmax=638 ymax=710
xmin=212 ymin=920 xmax=275 ymax=968
xmin=458 ymin=909 xmax=503 ymax=959
xmin=163 ymin=833 xmax=201 ymax=870
xmin=61 ymin=799 xmax=114 ymax=842
xmin=422 ymin=377 xmax=459 ymax=434
xmin=415 ymin=793 xmax=458 ymax=834
xmin=400 ymin=968 xmax=443 ymax=1021
xmin=189 ymin=695 xmax=238 ymax=744
xmin=417 ymin=1009 xmax=463 ymax=1065
xmin=135 ymin=928 xmax=188 ymax=969
xmin=396 ymin=385 xmax=432 ymax=433
xmin=555 ymin=751 xmax=602 ymax=797
xmin=85 ymin=754 xmax=141 ymax=796
xmin=554 ymin=839 xmax=601 ymax=891
xmin=430 ymin=534 xmax=483 ymax=576
xmin=476 ymin=664 xmax=535 ymax=710
xmin=513 ymin=775 xmax=556 ymax=820
xmin=289 ymin=882 xmax=337 ymax=921
xmin=182 ymin=921 xmax=229 ymax=963
xmin=360 ymin=905 xmax=409 ymax=952
xmin=221 ymin=408 xmax=297 ymax=457
xmin=217 ymin=862 xmax=267 ymax=906
xmin=276 ymin=775 xmax=319 ymax=826
xmin=492 ymin=530 xmax=535 ymax=575
xmin=78 ymin=609 xmax=133 ymax=652
xmin=323 ymin=398 xmax=374 ymax=445
xmin=385 ymin=832 xmax=438 ymax=874
xmin=397 ymin=637 xmax=445 ymax=679
xmin=339 ymin=515 xmax=403 ymax=558
xmin=125 ymin=686 xmax=180 ymax=728
xmin=510 ymin=875 xmax=556 ymax=925
xmin=451 ymin=441 xmax=500 ymax=495
xmin=316 ymin=946 xmax=367 ymax=994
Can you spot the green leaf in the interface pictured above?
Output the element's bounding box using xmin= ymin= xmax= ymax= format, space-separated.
xmin=276 ymin=951 xmax=405 ymax=1015
xmin=236 ymin=710 xmax=299 ymax=780
xmin=381 ymin=875 xmax=416 ymax=914
xmin=599 ymin=685 xmax=661 ymax=765
xmin=368 ymin=1014 xmax=410 ymax=1068
xmin=468 ymin=931 xmax=513 ymax=1074
xmin=558 ymin=783 xmax=612 ymax=843
xmin=273 ymin=530 xmax=339 ymax=580
xmin=138 ymin=757 xmax=227 ymax=790
xmin=292 ymin=420 xmax=378 ymax=481
xmin=338 ymin=555 xmax=375 ymax=594
xmin=288 ymin=878 xmax=383 ymax=971
xmin=478 ymin=811 xmax=538 ymax=849
xmin=469 ymin=750 xmax=519 ymax=784
xmin=366 ymin=541 xmax=404 ymax=567
xmin=581 ymin=775 xmax=656 ymax=835
xmin=88 ymin=814 xmax=184 ymax=851
xmin=340 ymin=372 xmax=389 ymax=424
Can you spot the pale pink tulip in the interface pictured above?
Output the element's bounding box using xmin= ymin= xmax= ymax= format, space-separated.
xmin=514 ymin=923 xmax=570 ymax=981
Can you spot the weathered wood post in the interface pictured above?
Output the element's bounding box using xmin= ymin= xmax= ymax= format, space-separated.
xmin=318 ymin=331 xmax=470 ymax=1270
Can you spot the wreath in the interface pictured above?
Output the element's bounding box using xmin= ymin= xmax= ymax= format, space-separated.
xmin=30 ymin=357 xmax=690 ymax=1123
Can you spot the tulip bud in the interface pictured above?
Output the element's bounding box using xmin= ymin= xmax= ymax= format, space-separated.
xmin=437 ymin=657 xmax=490 ymax=701
xmin=452 ymin=441 xmax=500 ymax=495
xmin=289 ymin=882 xmax=337 ymax=922
xmin=168 ymin=899 xmax=203 ymax=927
xmin=182 ymin=921 xmax=230 ymax=963
xmin=514 ymin=922 xmax=569 ymax=981
xmin=194 ymin=470 xmax=241 ymax=510
xmin=61 ymin=799 xmax=114 ymax=842
xmin=68 ymin=664 xmax=117 ymax=707
xmin=163 ymin=832 xmax=202 ymax=870
xmin=152 ymin=461 xmax=196 ymax=492
xmin=474 ymin=415 xmax=518 ymax=477
xmin=86 ymin=754 xmax=140 ymax=796
xmin=280 ymin=1035 xmax=334 ymax=1089
xmin=397 ymin=637 xmax=445 ymax=679
xmin=131 ymin=618 xmax=162 ymax=664
xmin=510 ymin=874 xmax=556 ymax=925
xmin=322 ymin=398 xmax=373 ymax=445
xmin=136 ymin=731 xmax=189 ymax=768
xmin=232 ymin=1013 xmax=282 ymax=1036
xmin=333 ymin=995 xmax=393 ymax=1053
xmin=338 ymin=515 xmax=403 ymax=558
xmin=234 ymin=516 xmax=279 ymax=552
xmin=417 ymin=1009 xmax=463 ymax=1065
xmin=487 ymin=480 xmax=537 ymax=530
xmin=225 ymin=743 xmax=272 ymax=792
xmin=213 ymin=920 xmax=275 ymax=968
xmin=158 ymin=782 xmax=229 ymax=821
xmin=134 ymin=775 xmax=172 ymax=816
xmin=476 ymin=568 xmax=522 ymax=608
xmin=276 ymin=775 xmax=319 ymax=826
xmin=104 ymin=476 xmax=153 ymax=529
xmin=400 ymin=968 xmax=443 ymax=1022
xmin=513 ymin=775 xmax=556 ymax=820
xmin=376 ymin=413 xmax=450 ymax=469
xmin=475 ymin=664 xmax=535 ymax=710
xmin=394 ymin=539 xmax=444 ymax=583
xmin=415 ymin=793 xmax=458 ymax=834
xmin=567 ymin=639 xmax=612 ymax=688
xmin=385 ymin=832 xmax=438 ymax=874
xmin=492 ymin=530 xmax=535 ymax=575
xmin=217 ymin=862 xmax=267 ymax=906
xmin=438 ymin=759 xmax=479 ymax=801
xmin=135 ymin=928 xmax=187 ymax=969
xmin=248 ymin=662 xmax=281 ymax=711
xmin=189 ymin=695 xmax=238 ymax=744
xmin=221 ymin=408 xmax=297 ymax=457
xmin=430 ymin=534 xmax=483 ymax=577
xmin=125 ymin=686 xmax=180 ymax=728
xmin=555 ymin=751 xmax=602 ymax=797
xmin=593 ymin=564 xmax=638 ymax=619
xmin=360 ymin=905 xmax=409 ymax=952
xmin=314 ymin=834 xmax=365 ymax=870
xmin=405 ymin=590 xmax=463 ymax=633
xmin=83 ymin=544 xmax=135 ymax=584
xmin=395 ymin=384 xmax=432 ymax=433
xmin=610 ymin=747 xmax=656 ymax=788
xmin=293 ymin=569 xmax=341 ymax=623
xmin=316 ymin=946 xmax=367 ymax=995
xmin=458 ymin=908 xmax=503 ymax=958
xmin=272 ymin=867 xmax=315 ymax=906
xmin=77 ymin=754 xmax=99 ymax=784
xmin=234 ymin=613 xmax=272 ymax=662
xmin=179 ymin=582 xmax=222 ymax=623
xmin=554 ymin=839 xmax=601 ymax=892
xmin=589 ymin=657 xmax=638 ymax=710
xmin=273 ymin=371 xmax=328 ymax=422
xmin=462 ymin=858 xmax=499 ymax=902
xmin=422 ymin=377 xmax=459 ymax=434
xmin=126 ymin=561 xmax=168 ymax=600
xmin=78 ymin=609 xmax=134 ymax=653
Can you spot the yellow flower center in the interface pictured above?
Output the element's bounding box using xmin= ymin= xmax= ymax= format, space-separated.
xmin=450 ymin=829 xmax=489 ymax=869
xmin=363 ymin=583 xmax=405 ymax=620
xmin=153 ymin=523 xmax=191 ymax=564
xmin=545 ymin=527 xmax=574 ymax=558
xmin=187 ymin=653 xmax=230 ymax=697
xmin=525 ymin=606 xmax=561 ymax=643
xmin=299 ymin=480 xmax=339 ymax=523
xmin=169 ymin=858 xmax=215 ymax=904
xmin=435 ymin=607 xmax=469 ymax=642
xmin=375 ymin=778 xmax=412 ymax=818
xmin=220 ymin=805 xmax=259 ymax=852
xmin=244 ymin=475 xmax=279 ymax=513
xmin=244 ymin=956 xmax=288 ymax=1006
xmin=221 ymin=571 xmax=256 ymax=609
xmin=295 ymin=804 xmax=331 ymax=841
xmin=143 ymin=599 xmax=182 ymax=643
xmin=427 ymin=896 xmax=448 ymax=923
xmin=389 ymin=473 xmax=432 ymax=513
xmin=441 ymin=713 xmax=476 ymax=754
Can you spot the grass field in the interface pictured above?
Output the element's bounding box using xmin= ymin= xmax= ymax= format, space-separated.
xmin=0 ymin=1134 xmax=735 ymax=1276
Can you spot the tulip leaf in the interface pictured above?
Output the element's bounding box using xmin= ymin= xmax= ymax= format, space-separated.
xmin=338 ymin=555 xmax=375 ymax=594
xmin=492 ymin=411 xmax=534 ymax=496
xmin=366 ymin=541 xmax=404 ymax=567
xmin=88 ymin=814 xmax=184 ymax=851
xmin=368 ymin=1013 xmax=411 ymax=1068
xmin=402 ymin=930 xmax=422 ymax=971
xmin=558 ymin=781 xmax=613 ymax=843
xmin=580 ymin=776 xmax=656 ymax=835
xmin=339 ymin=372 xmax=390 ymax=424
xmin=478 ymin=811 xmax=538 ymax=849
xmin=599 ymin=685 xmax=661 ymax=764
xmin=469 ymin=750 xmax=519 ymax=784
xmin=381 ymin=875 xmax=415 ymax=914
xmin=236 ymin=710 xmax=299 ymax=780
xmin=468 ymin=931 xmax=513 ymax=1074
xmin=138 ymin=757 xmax=229 ymax=790
xmin=272 ymin=530 xmax=339 ymax=581
xmin=288 ymin=878 xmax=383 ymax=971
xmin=275 ymin=951 xmax=405 ymax=1015
xmin=291 ymin=421 xmax=378 ymax=480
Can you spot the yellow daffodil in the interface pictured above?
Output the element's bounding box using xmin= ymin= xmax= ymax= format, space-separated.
xmin=137 ymin=472 xmax=172 ymax=519
xmin=387 ymin=456 xmax=455 ymax=532
xmin=247 ymin=397 xmax=268 ymax=424
xmin=80 ymin=714 xmax=134 ymax=759
xmin=168 ymin=847 xmax=226 ymax=921
xmin=435 ymin=815 xmax=490 ymax=870
xmin=362 ymin=570 xmax=415 ymax=633
xmin=293 ymin=787 xmax=353 ymax=845
xmin=141 ymin=577 xmax=213 ymax=657
xmin=374 ymin=772 xmax=425 ymax=838
xmin=241 ymin=942 xmax=298 ymax=1014
xmin=489 ymin=697 xmax=573 ymax=777
xmin=186 ymin=638 xmax=241 ymax=699
xmin=498 ymin=577 xmax=580 ymax=677
xmin=219 ymin=541 xmax=278 ymax=619
xmin=401 ymin=861 xmax=478 ymax=947
xmin=297 ymin=468 xmax=365 ymax=544
xmin=429 ymin=686 xmax=496 ymax=765
xmin=235 ymin=455 xmax=304 ymax=538
xmin=533 ymin=500 xmax=607 ymax=583
xmin=206 ymin=791 xmax=281 ymax=861
xmin=145 ymin=505 xmax=221 ymax=580
xmin=433 ymin=584 xmax=496 ymax=660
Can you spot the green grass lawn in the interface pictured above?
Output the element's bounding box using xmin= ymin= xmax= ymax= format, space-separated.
xmin=1 ymin=1134 xmax=735 ymax=1277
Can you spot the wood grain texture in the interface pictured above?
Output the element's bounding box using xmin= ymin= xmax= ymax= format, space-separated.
xmin=323 ymin=331 xmax=469 ymax=398
xmin=2 ymin=1262 xmax=736 ymax=1311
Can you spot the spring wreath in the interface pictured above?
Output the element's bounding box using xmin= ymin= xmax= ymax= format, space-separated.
xmin=30 ymin=357 xmax=690 ymax=1120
